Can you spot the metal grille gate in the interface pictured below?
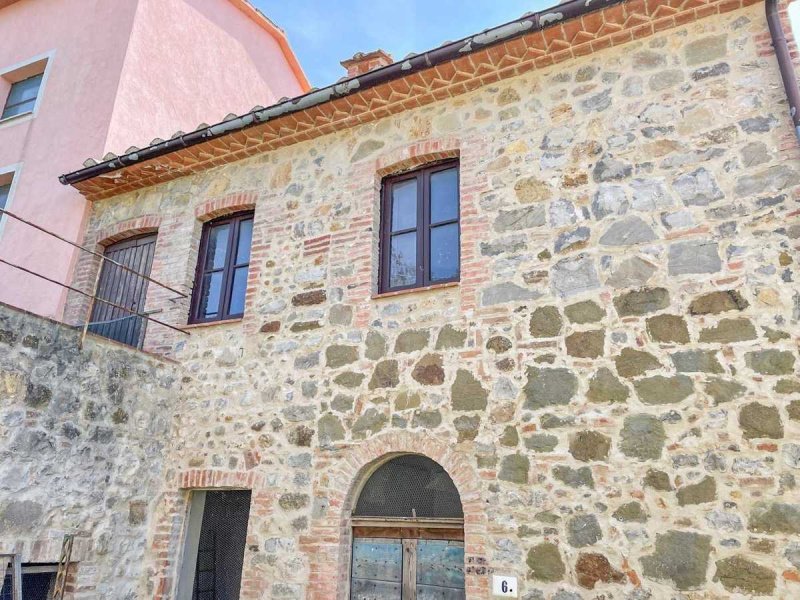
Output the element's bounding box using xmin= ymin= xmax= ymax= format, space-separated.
xmin=88 ymin=234 xmax=157 ymax=348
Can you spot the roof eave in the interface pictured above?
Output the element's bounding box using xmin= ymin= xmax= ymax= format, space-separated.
xmin=60 ymin=0 xmax=626 ymax=188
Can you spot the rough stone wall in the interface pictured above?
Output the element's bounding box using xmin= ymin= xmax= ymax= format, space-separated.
xmin=66 ymin=4 xmax=800 ymax=599
xmin=0 ymin=303 xmax=178 ymax=599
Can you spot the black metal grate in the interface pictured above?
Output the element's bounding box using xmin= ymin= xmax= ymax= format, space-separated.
xmin=1 ymin=567 xmax=56 ymax=600
xmin=354 ymin=455 xmax=463 ymax=519
xmin=192 ymin=490 xmax=251 ymax=600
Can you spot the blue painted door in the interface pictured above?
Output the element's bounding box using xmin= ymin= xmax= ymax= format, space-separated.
xmin=416 ymin=540 xmax=465 ymax=600
xmin=351 ymin=538 xmax=465 ymax=599
xmin=351 ymin=538 xmax=403 ymax=599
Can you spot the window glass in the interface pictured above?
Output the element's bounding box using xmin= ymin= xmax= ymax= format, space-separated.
xmin=191 ymin=211 xmax=254 ymax=323
xmin=430 ymin=168 xmax=458 ymax=224
xmin=391 ymin=179 xmax=417 ymax=231
xmin=2 ymin=74 xmax=43 ymax=119
xmin=430 ymin=223 xmax=459 ymax=282
xmin=204 ymin=223 xmax=230 ymax=270
xmin=235 ymin=218 xmax=253 ymax=264
xmin=381 ymin=161 xmax=459 ymax=292
xmin=198 ymin=272 xmax=224 ymax=319
xmin=0 ymin=183 xmax=10 ymax=210
xmin=228 ymin=267 xmax=248 ymax=315
xmin=389 ymin=231 xmax=417 ymax=288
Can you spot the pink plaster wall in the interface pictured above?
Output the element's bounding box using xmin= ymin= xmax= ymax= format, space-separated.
xmin=0 ymin=0 xmax=139 ymax=320
xmin=0 ymin=0 xmax=306 ymax=321
xmin=105 ymin=0 xmax=305 ymax=152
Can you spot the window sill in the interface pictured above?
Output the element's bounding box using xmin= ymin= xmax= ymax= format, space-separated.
xmin=0 ymin=110 xmax=34 ymax=128
xmin=371 ymin=281 xmax=459 ymax=300
xmin=183 ymin=317 xmax=244 ymax=330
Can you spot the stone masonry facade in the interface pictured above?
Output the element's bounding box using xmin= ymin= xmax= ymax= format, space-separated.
xmin=4 ymin=1 xmax=800 ymax=599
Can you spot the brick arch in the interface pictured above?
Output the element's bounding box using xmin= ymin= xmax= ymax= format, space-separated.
xmin=305 ymin=430 xmax=489 ymax=600
xmin=374 ymin=137 xmax=462 ymax=177
xmin=194 ymin=191 xmax=257 ymax=222
xmin=95 ymin=214 xmax=161 ymax=247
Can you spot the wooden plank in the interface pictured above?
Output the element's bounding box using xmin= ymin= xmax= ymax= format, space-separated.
xmin=350 ymin=578 xmax=402 ymax=600
xmin=402 ymin=539 xmax=417 ymax=600
xmin=416 ymin=584 xmax=466 ymax=600
xmin=353 ymin=526 xmax=463 ymax=541
xmin=89 ymin=233 xmax=157 ymax=347
xmin=416 ymin=540 xmax=464 ymax=594
xmin=351 ymin=538 xmax=402 ymax=599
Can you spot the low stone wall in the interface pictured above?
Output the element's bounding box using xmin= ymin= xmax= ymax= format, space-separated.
xmin=0 ymin=303 xmax=178 ymax=599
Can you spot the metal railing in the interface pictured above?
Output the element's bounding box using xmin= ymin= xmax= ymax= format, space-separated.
xmin=0 ymin=208 xmax=189 ymax=349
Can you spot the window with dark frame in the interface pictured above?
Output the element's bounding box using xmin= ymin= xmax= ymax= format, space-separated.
xmin=190 ymin=211 xmax=254 ymax=324
xmin=380 ymin=160 xmax=460 ymax=293
xmin=1 ymin=73 xmax=44 ymax=120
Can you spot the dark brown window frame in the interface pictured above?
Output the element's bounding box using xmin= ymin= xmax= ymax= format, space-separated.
xmin=189 ymin=210 xmax=254 ymax=324
xmin=379 ymin=159 xmax=460 ymax=293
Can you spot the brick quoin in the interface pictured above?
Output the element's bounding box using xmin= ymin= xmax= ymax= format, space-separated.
xmin=304 ymin=430 xmax=489 ymax=600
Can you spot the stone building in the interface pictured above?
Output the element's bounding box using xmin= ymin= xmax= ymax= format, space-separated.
xmin=3 ymin=0 xmax=800 ymax=598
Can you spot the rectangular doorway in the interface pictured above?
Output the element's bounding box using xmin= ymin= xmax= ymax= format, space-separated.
xmin=177 ymin=490 xmax=252 ymax=600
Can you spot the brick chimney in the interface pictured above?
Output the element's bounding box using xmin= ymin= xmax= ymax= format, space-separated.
xmin=340 ymin=50 xmax=394 ymax=78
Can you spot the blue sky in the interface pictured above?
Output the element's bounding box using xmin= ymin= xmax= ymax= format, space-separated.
xmin=256 ymin=1 xmax=555 ymax=87
xmin=256 ymin=1 xmax=800 ymax=89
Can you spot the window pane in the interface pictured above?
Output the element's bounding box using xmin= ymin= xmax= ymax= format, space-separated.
xmin=430 ymin=223 xmax=459 ymax=281
xmin=6 ymin=74 xmax=43 ymax=105
xmin=235 ymin=218 xmax=253 ymax=264
xmin=389 ymin=231 xmax=417 ymax=288
xmin=228 ymin=266 xmax=248 ymax=315
xmin=1 ymin=98 xmax=36 ymax=119
xmin=0 ymin=183 xmax=10 ymax=210
xmin=430 ymin=168 xmax=459 ymax=224
xmin=391 ymin=179 xmax=417 ymax=232
xmin=198 ymin=272 xmax=223 ymax=318
xmin=204 ymin=223 xmax=230 ymax=270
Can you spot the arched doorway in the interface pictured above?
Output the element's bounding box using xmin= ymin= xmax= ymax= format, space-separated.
xmin=349 ymin=454 xmax=465 ymax=599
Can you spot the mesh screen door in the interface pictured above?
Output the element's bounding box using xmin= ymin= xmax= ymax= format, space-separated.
xmin=178 ymin=490 xmax=251 ymax=600
xmin=351 ymin=455 xmax=465 ymax=600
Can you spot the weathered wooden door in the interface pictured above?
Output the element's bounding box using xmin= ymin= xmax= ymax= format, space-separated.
xmin=351 ymin=537 xmax=465 ymax=600
xmin=416 ymin=540 xmax=465 ymax=599
xmin=351 ymin=538 xmax=403 ymax=599
xmin=88 ymin=234 xmax=156 ymax=348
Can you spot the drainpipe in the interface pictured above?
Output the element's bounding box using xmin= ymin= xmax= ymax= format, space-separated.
xmin=767 ymin=0 xmax=800 ymax=141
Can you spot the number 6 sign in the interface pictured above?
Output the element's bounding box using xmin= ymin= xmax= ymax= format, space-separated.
xmin=492 ymin=575 xmax=518 ymax=597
